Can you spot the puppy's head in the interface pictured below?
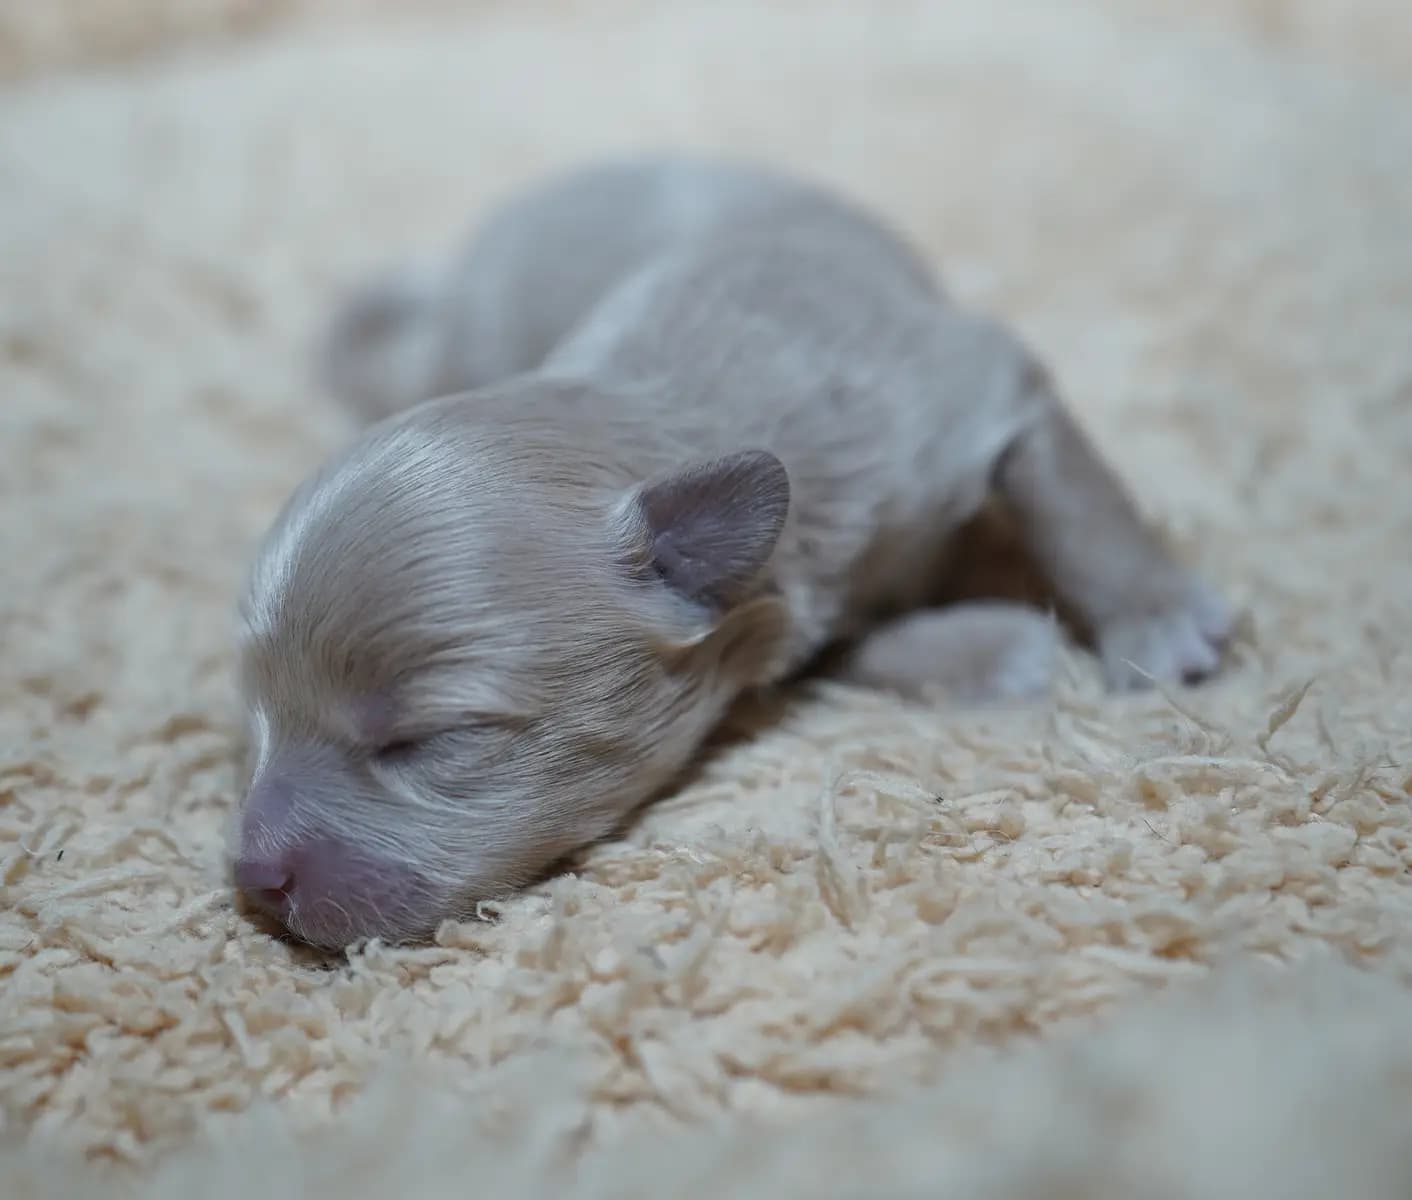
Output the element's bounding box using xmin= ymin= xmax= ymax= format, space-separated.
xmin=233 ymin=394 xmax=790 ymax=949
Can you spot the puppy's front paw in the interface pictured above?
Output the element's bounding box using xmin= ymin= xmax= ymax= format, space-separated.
xmin=1098 ymin=578 xmax=1234 ymax=690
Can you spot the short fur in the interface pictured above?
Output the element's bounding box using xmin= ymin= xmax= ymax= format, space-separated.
xmin=237 ymin=156 xmax=1233 ymax=948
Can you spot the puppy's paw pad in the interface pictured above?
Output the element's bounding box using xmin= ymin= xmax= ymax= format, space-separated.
xmin=1099 ymin=581 xmax=1234 ymax=690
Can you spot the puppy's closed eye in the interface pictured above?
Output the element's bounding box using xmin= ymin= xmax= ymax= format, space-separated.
xmin=366 ymin=722 xmax=520 ymax=771
xmin=368 ymin=728 xmax=466 ymax=763
xmin=372 ymin=737 xmax=423 ymax=762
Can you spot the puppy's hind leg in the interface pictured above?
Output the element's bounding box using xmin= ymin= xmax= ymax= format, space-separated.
xmin=993 ymin=358 xmax=1234 ymax=690
xmin=832 ymin=603 xmax=1060 ymax=703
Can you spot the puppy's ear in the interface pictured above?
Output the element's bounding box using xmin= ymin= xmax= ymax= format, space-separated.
xmin=613 ymin=450 xmax=791 ymax=622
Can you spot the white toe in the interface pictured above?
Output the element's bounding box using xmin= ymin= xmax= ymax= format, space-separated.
xmin=1098 ymin=579 xmax=1233 ymax=690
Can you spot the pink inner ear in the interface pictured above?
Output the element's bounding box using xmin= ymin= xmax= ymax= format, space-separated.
xmin=634 ymin=449 xmax=790 ymax=611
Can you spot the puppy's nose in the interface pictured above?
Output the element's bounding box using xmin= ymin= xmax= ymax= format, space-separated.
xmin=236 ymin=774 xmax=299 ymax=915
xmin=234 ymin=832 xmax=433 ymax=948
xmin=234 ymin=854 xmax=293 ymax=895
xmin=234 ymin=853 xmax=295 ymax=918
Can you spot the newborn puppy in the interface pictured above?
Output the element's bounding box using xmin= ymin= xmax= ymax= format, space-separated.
xmin=236 ymin=156 xmax=1233 ymax=948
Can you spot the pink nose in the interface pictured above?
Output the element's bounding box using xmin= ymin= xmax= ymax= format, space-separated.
xmin=235 ymin=770 xmax=442 ymax=947
xmin=235 ymin=774 xmax=297 ymax=916
xmin=232 ymin=854 xmax=290 ymax=890
xmin=233 ymin=854 xmax=294 ymax=912
xmin=235 ymin=832 xmax=433 ymax=948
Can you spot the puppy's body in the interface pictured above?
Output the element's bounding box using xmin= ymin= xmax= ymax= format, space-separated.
xmin=238 ymin=157 xmax=1233 ymax=948
xmin=322 ymin=159 xmax=934 ymax=418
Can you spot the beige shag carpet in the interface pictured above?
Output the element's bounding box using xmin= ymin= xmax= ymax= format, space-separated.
xmin=3 ymin=1 xmax=1412 ymax=1195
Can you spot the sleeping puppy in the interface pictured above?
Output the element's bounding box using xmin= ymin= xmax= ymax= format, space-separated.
xmin=235 ymin=156 xmax=1233 ymax=948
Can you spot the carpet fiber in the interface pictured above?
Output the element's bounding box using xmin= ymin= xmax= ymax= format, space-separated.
xmin=3 ymin=1 xmax=1411 ymax=1195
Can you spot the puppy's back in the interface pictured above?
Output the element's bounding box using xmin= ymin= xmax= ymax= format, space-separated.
xmin=441 ymin=156 xmax=935 ymax=384
xmin=321 ymin=155 xmax=936 ymax=417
